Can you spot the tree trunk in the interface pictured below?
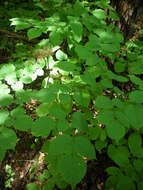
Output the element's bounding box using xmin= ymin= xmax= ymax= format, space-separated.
xmin=111 ymin=0 xmax=143 ymax=39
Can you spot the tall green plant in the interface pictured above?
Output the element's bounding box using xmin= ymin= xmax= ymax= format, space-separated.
xmin=0 ymin=0 xmax=143 ymax=189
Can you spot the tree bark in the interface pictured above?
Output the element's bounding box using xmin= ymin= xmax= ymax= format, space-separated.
xmin=111 ymin=0 xmax=143 ymax=39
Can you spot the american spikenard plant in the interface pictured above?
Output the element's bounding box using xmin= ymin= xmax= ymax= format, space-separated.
xmin=0 ymin=0 xmax=143 ymax=189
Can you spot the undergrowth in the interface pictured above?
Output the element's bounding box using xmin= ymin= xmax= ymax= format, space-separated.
xmin=0 ymin=0 xmax=143 ymax=189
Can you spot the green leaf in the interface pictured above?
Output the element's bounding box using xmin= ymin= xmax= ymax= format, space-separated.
xmin=75 ymin=45 xmax=91 ymax=60
xmin=11 ymin=106 xmax=25 ymax=117
xmin=100 ymin=78 xmax=113 ymax=88
xmin=95 ymin=139 xmax=107 ymax=152
xmin=0 ymin=94 xmax=13 ymax=106
xmin=114 ymin=60 xmax=126 ymax=73
xmin=36 ymin=87 xmax=58 ymax=103
xmin=109 ymin=10 xmax=119 ymax=20
xmin=128 ymin=132 xmax=143 ymax=158
xmin=95 ymin=0 xmax=110 ymax=8
xmin=108 ymin=145 xmax=129 ymax=167
xmin=49 ymin=103 xmax=67 ymax=119
xmin=98 ymin=110 xmax=114 ymax=126
xmin=124 ymin=104 xmax=143 ymax=129
xmin=54 ymin=174 xmax=67 ymax=190
xmin=38 ymin=170 xmax=49 ymax=183
xmin=0 ymin=110 xmax=9 ymax=125
xmin=59 ymin=93 xmax=72 ymax=113
xmin=133 ymin=159 xmax=143 ymax=172
xmin=128 ymin=61 xmax=143 ymax=74
xmin=26 ymin=183 xmax=39 ymax=190
xmin=54 ymin=60 xmax=78 ymax=75
xmin=57 ymin=154 xmax=86 ymax=187
xmin=36 ymin=103 xmax=51 ymax=117
xmin=49 ymin=30 xmax=64 ymax=46
xmin=73 ymin=136 xmax=96 ymax=160
xmin=71 ymin=112 xmax=88 ymax=132
xmin=112 ymin=99 xmax=124 ymax=109
xmin=88 ymin=126 xmax=101 ymax=140
xmin=10 ymin=18 xmax=31 ymax=30
xmin=31 ymin=117 xmax=54 ymax=137
xmin=14 ymin=115 xmax=33 ymax=131
xmin=106 ymin=71 xmax=128 ymax=82
xmin=74 ymin=89 xmax=90 ymax=108
xmin=41 ymin=178 xmax=55 ymax=190
xmin=15 ymin=90 xmax=33 ymax=104
xmin=69 ymin=18 xmax=83 ymax=42
xmin=27 ymin=28 xmax=42 ymax=40
xmin=41 ymin=140 xmax=50 ymax=153
xmin=100 ymin=129 xmax=107 ymax=141
xmin=5 ymin=72 xmax=17 ymax=85
xmin=129 ymin=75 xmax=143 ymax=89
xmin=73 ymin=1 xmax=86 ymax=16
xmin=20 ymin=76 xmax=33 ymax=84
xmin=105 ymin=175 xmax=117 ymax=190
xmin=0 ymin=82 xmax=10 ymax=95
xmin=92 ymin=9 xmax=106 ymax=19
xmin=56 ymin=50 xmax=67 ymax=61
xmin=106 ymin=167 xmax=122 ymax=176
xmin=96 ymin=30 xmax=123 ymax=44
xmin=94 ymin=96 xmax=113 ymax=109
xmin=86 ymin=53 xmax=100 ymax=66
xmin=0 ymin=128 xmax=17 ymax=151
xmin=86 ymin=34 xmax=100 ymax=51
xmin=116 ymin=175 xmax=135 ymax=190
xmin=49 ymin=135 xmax=73 ymax=156
xmin=129 ymin=90 xmax=143 ymax=103
xmin=106 ymin=120 xmax=125 ymax=142
xmin=0 ymin=149 xmax=6 ymax=164
xmin=138 ymin=182 xmax=143 ymax=190
xmin=114 ymin=110 xmax=130 ymax=129
xmin=81 ymin=69 xmax=97 ymax=88
xmin=102 ymin=42 xmax=120 ymax=53
xmin=57 ymin=119 xmax=69 ymax=132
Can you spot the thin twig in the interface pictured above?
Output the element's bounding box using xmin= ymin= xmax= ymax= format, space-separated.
xmin=0 ymin=29 xmax=28 ymax=41
xmin=0 ymin=28 xmax=38 ymax=43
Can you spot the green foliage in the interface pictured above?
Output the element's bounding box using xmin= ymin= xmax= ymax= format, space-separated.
xmin=26 ymin=183 xmax=40 ymax=190
xmin=42 ymin=134 xmax=95 ymax=187
xmin=0 ymin=0 xmax=143 ymax=189
xmin=0 ymin=128 xmax=17 ymax=163
xmin=5 ymin=164 xmax=15 ymax=188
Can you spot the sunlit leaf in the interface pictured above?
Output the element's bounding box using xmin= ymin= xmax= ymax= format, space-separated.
xmin=27 ymin=28 xmax=42 ymax=40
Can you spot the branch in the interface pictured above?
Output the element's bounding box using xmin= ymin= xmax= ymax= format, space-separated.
xmin=0 ymin=29 xmax=38 ymax=43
